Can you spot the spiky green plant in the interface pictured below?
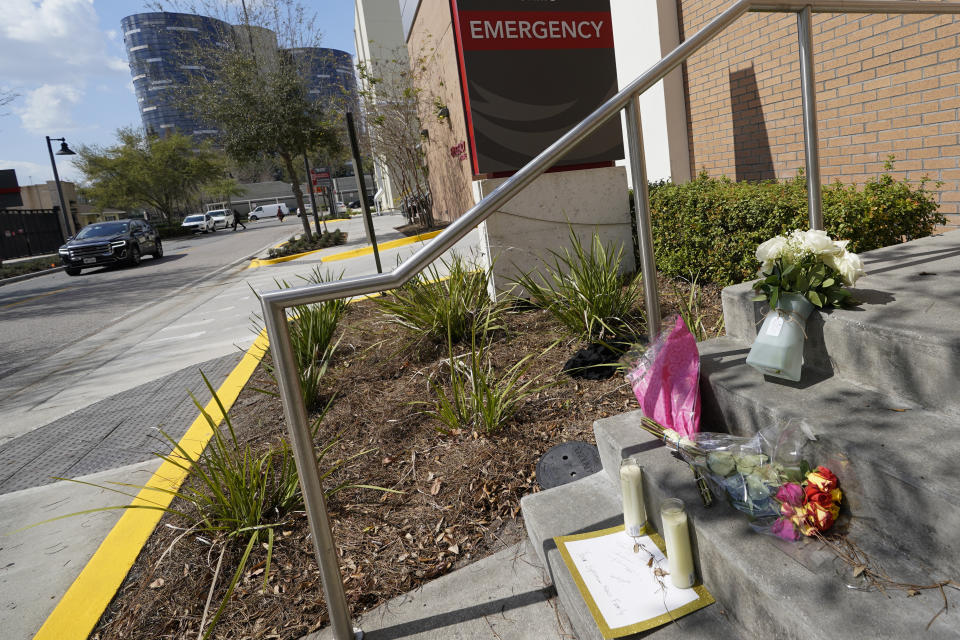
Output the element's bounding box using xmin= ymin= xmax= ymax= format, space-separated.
xmin=376 ymin=252 xmax=503 ymax=344
xmin=422 ymin=316 xmax=551 ymax=435
xmin=513 ymin=230 xmax=643 ymax=343
xmin=269 ymin=268 xmax=347 ymax=408
xmin=53 ymin=373 xmax=396 ymax=639
xmin=671 ymin=275 xmax=725 ymax=342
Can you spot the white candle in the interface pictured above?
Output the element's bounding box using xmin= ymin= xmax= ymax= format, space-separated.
xmin=620 ymin=458 xmax=646 ymax=536
xmin=660 ymin=498 xmax=695 ymax=589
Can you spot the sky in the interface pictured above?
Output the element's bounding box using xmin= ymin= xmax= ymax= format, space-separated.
xmin=0 ymin=0 xmax=358 ymax=184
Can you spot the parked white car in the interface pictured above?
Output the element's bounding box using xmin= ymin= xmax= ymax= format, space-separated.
xmin=182 ymin=213 xmax=216 ymax=233
xmin=207 ymin=209 xmax=235 ymax=229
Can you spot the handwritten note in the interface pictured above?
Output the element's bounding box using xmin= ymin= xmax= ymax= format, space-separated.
xmin=556 ymin=526 xmax=713 ymax=638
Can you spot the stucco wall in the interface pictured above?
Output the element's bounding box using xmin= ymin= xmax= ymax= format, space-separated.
xmin=406 ymin=0 xmax=475 ymax=223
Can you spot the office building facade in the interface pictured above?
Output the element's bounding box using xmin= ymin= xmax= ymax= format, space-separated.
xmin=354 ymin=0 xmax=409 ymax=210
xmin=122 ymin=12 xmax=357 ymax=143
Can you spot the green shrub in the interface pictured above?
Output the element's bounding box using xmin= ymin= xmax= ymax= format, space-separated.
xmin=155 ymin=223 xmax=196 ymax=239
xmin=376 ymin=253 xmax=503 ymax=344
xmin=268 ymin=229 xmax=347 ymax=259
xmin=649 ymin=160 xmax=944 ymax=286
xmin=0 ymin=256 xmax=60 ymax=279
xmin=513 ymin=230 xmax=643 ymax=343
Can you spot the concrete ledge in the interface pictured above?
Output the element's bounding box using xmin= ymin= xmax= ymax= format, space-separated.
xmin=521 ymin=472 xmax=742 ymax=640
xmin=0 ymin=265 xmax=65 ymax=287
xmin=592 ymin=412 xmax=960 ymax=639
xmin=723 ymin=231 xmax=960 ymax=412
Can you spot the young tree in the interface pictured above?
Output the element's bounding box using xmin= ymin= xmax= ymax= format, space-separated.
xmin=155 ymin=0 xmax=341 ymax=240
xmin=356 ymin=51 xmax=434 ymax=227
xmin=74 ymin=128 xmax=232 ymax=219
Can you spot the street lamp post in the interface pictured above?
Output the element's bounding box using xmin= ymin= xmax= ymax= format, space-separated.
xmin=45 ymin=136 xmax=76 ymax=241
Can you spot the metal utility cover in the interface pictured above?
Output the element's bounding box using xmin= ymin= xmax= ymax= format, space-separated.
xmin=537 ymin=441 xmax=601 ymax=490
xmin=451 ymin=0 xmax=624 ymax=175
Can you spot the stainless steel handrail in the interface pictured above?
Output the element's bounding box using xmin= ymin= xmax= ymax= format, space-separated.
xmin=261 ymin=3 xmax=960 ymax=638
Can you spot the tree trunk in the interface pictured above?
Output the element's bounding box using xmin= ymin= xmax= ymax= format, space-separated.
xmin=281 ymin=152 xmax=312 ymax=241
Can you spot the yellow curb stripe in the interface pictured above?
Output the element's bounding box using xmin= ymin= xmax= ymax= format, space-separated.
xmin=248 ymin=248 xmax=321 ymax=269
xmin=247 ymin=229 xmax=444 ymax=270
xmin=33 ymin=331 xmax=270 ymax=640
xmin=321 ymin=229 xmax=443 ymax=263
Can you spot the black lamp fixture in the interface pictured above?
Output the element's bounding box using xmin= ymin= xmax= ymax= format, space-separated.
xmin=45 ymin=135 xmax=77 ymax=241
xmin=56 ymin=141 xmax=76 ymax=156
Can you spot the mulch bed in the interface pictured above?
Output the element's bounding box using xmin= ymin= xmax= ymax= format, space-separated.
xmin=91 ymin=275 xmax=723 ymax=640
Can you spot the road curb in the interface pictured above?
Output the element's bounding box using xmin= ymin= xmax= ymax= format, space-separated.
xmin=0 ymin=265 xmax=65 ymax=287
xmin=32 ymin=330 xmax=270 ymax=640
xmin=247 ymin=229 xmax=444 ymax=269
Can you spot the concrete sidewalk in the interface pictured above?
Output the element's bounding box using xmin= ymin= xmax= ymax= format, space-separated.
xmin=0 ymin=352 xmax=243 ymax=639
xmin=305 ymin=542 xmax=574 ymax=640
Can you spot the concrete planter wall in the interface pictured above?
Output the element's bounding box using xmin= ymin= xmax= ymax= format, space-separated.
xmin=475 ymin=165 xmax=634 ymax=296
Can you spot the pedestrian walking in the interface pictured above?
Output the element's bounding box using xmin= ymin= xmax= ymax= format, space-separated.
xmin=232 ymin=208 xmax=246 ymax=231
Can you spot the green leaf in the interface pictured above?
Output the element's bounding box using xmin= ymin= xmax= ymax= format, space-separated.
xmin=821 ymin=277 xmax=835 ymax=288
xmin=807 ymin=290 xmax=823 ymax=307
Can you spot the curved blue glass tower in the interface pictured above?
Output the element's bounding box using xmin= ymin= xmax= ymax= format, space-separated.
xmin=122 ymin=13 xmax=357 ymax=142
xmin=121 ymin=12 xmax=234 ymax=139
xmin=287 ymin=48 xmax=357 ymax=105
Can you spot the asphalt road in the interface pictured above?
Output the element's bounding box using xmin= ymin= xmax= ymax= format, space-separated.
xmin=0 ymin=211 xmax=464 ymax=444
xmin=0 ymin=217 xmax=298 ymax=442
xmin=0 ymin=218 xmax=293 ymax=382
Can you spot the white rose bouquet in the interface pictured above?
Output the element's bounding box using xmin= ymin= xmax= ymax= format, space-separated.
xmin=752 ymin=229 xmax=864 ymax=309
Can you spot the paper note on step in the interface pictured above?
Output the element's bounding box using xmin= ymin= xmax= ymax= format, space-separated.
xmin=555 ymin=525 xmax=713 ymax=638
xmin=766 ymin=315 xmax=784 ymax=337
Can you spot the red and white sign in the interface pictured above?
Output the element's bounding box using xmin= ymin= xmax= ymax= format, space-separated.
xmin=458 ymin=11 xmax=614 ymax=51
xmin=450 ymin=0 xmax=623 ymax=175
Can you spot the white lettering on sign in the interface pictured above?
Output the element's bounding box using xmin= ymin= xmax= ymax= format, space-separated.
xmin=468 ymin=19 xmax=605 ymax=41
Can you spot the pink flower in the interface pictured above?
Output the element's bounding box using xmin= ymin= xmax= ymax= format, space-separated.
xmin=771 ymin=517 xmax=800 ymax=541
xmin=776 ymin=482 xmax=803 ymax=506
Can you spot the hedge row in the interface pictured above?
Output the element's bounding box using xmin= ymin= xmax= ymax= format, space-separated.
xmin=648 ymin=163 xmax=945 ymax=286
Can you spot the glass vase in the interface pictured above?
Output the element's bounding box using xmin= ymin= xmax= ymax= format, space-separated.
xmin=745 ymin=293 xmax=815 ymax=382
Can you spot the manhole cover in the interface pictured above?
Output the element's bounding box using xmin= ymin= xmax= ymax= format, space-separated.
xmin=536 ymin=441 xmax=602 ymax=490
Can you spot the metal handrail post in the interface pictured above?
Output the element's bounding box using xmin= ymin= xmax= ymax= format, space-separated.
xmin=797 ymin=5 xmax=824 ymax=230
xmin=261 ymin=302 xmax=355 ymax=640
xmin=625 ymin=98 xmax=662 ymax=339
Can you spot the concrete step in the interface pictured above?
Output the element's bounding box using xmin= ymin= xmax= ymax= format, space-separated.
xmin=722 ymin=230 xmax=960 ymax=413
xmin=521 ymin=472 xmax=745 ymax=640
xmin=691 ymin=336 xmax=960 ymax=578
xmin=588 ymin=412 xmax=960 ymax=639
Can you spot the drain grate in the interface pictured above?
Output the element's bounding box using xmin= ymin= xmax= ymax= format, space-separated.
xmin=536 ymin=441 xmax=602 ymax=490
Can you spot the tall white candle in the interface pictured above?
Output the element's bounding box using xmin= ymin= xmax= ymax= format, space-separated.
xmin=660 ymin=498 xmax=695 ymax=589
xmin=620 ymin=458 xmax=646 ymax=536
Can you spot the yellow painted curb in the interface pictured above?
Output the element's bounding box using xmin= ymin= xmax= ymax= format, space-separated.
xmin=247 ymin=228 xmax=444 ymax=270
xmin=33 ymin=331 xmax=270 ymax=640
xmin=248 ymin=247 xmax=322 ymax=268
xmin=322 ymin=229 xmax=443 ymax=263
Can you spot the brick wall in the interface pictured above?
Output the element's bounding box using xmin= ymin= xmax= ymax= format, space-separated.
xmin=679 ymin=1 xmax=960 ymax=226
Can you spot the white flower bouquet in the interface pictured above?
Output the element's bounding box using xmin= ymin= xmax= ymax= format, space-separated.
xmin=753 ymin=229 xmax=865 ymax=309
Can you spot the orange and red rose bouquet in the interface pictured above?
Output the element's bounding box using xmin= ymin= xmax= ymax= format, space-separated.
xmin=639 ymin=418 xmax=844 ymax=541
